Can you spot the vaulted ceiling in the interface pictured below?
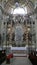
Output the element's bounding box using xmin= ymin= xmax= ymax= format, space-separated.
xmin=0 ymin=0 xmax=35 ymax=6
xmin=0 ymin=0 xmax=36 ymax=15
xmin=2 ymin=0 xmax=34 ymax=9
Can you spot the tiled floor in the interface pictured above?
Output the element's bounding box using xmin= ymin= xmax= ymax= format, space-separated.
xmin=2 ymin=57 xmax=32 ymax=65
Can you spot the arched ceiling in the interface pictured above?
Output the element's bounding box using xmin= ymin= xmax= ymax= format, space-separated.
xmin=0 ymin=0 xmax=35 ymax=7
xmin=0 ymin=0 xmax=36 ymax=15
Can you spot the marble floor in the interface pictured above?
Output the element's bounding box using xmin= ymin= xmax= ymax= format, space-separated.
xmin=2 ymin=57 xmax=32 ymax=65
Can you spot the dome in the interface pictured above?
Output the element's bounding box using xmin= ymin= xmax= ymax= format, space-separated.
xmin=13 ymin=7 xmax=27 ymax=15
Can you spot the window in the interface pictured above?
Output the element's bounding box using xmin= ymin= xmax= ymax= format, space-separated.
xmin=7 ymin=21 xmax=11 ymax=25
xmin=27 ymin=19 xmax=30 ymax=24
xmin=4 ymin=22 xmax=6 ymax=25
xmin=30 ymin=21 xmax=31 ymax=24
xmin=33 ymin=21 xmax=35 ymax=25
